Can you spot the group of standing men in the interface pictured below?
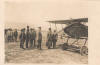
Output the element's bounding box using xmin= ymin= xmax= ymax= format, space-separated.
xmin=47 ymin=28 xmax=58 ymax=49
xmin=5 ymin=29 xmax=18 ymax=42
xmin=19 ymin=26 xmax=58 ymax=50
xmin=19 ymin=26 xmax=42 ymax=50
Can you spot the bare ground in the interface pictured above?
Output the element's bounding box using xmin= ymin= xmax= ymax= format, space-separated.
xmin=5 ymin=41 xmax=88 ymax=64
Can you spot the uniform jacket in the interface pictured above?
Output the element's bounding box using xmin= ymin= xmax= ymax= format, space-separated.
xmin=38 ymin=31 xmax=42 ymax=41
xmin=14 ymin=31 xmax=18 ymax=37
xmin=47 ymin=31 xmax=52 ymax=41
xmin=30 ymin=31 xmax=36 ymax=40
xmin=26 ymin=32 xmax=30 ymax=40
xmin=19 ymin=32 xmax=26 ymax=41
xmin=52 ymin=33 xmax=58 ymax=41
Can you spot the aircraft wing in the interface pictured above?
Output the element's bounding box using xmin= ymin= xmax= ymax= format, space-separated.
xmin=48 ymin=18 xmax=88 ymax=24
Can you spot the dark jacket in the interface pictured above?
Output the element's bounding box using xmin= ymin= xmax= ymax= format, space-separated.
xmin=52 ymin=33 xmax=58 ymax=41
xmin=30 ymin=31 xmax=36 ymax=40
xmin=47 ymin=32 xmax=52 ymax=41
xmin=38 ymin=32 xmax=42 ymax=41
xmin=14 ymin=31 xmax=18 ymax=37
xmin=19 ymin=32 xmax=26 ymax=41
xmin=26 ymin=32 xmax=30 ymax=40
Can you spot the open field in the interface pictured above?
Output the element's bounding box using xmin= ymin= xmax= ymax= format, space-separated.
xmin=5 ymin=31 xmax=88 ymax=64
xmin=5 ymin=42 xmax=88 ymax=64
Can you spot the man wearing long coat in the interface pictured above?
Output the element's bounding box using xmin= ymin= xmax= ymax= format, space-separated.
xmin=37 ymin=27 xmax=42 ymax=50
xmin=19 ymin=29 xmax=26 ymax=49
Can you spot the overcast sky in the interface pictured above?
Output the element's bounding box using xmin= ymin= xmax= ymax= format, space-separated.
xmin=5 ymin=0 xmax=88 ymax=31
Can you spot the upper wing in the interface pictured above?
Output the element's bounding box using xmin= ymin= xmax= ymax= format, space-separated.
xmin=48 ymin=18 xmax=88 ymax=24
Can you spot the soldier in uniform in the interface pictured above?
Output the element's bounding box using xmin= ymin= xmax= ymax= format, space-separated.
xmin=30 ymin=28 xmax=36 ymax=48
xmin=52 ymin=30 xmax=58 ymax=49
xmin=8 ymin=29 xmax=12 ymax=42
xmin=33 ymin=29 xmax=36 ymax=47
xmin=37 ymin=27 xmax=42 ymax=50
xmin=11 ymin=30 xmax=14 ymax=42
xmin=47 ymin=28 xmax=52 ymax=49
xmin=26 ymin=26 xmax=30 ymax=48
xmin=19 ymin=29 xmax=26 ymax=49
xmin=14 ymin=29 xmax=18 ymax=42
xmin=5 ymin=29 xmax=8 ymax=42
xmin=7 ymin=29 xmax=11 ymax=42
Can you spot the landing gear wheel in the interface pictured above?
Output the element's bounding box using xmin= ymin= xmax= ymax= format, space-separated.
xmin=80 ymin=46 xmax=88 ymax=55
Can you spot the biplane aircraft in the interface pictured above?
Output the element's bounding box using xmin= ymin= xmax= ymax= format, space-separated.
xmin=47 ymin=18 xmax=88 ymax=55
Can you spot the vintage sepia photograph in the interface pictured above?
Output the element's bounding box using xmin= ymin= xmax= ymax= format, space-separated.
xmin=4 ymin=0 xmax=88 ymax=64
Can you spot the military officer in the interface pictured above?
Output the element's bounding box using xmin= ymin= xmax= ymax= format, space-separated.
xmin=30 ymin=28 xmax=36 ymax=48
xmin=14 ymin=29 xmax=18 ymax=42
xmin=52 ymin=30 xmax=58 ymax=49
xmin=19 ymin=29 xmax=26 ymax=49
xmin=37 ymin=27 xmax=42 ymax=50
xmin=47 ymin=28 xmax=52 ymax=49
xmin=26 ymin=26 xmax=30 ymax=48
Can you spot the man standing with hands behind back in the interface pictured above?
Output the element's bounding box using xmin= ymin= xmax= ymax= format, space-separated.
xmin=37 ymin=27 xmax=42 ymax=50
xmin=19 ymin=28 xmax=26 ymax=49
xmin=30 ymin=28 xmax=36 ymax=48
xmin=26 ymin=26 xmax=30 ymax=48
xmin=52 ymin=30 xmax=58 ymax=49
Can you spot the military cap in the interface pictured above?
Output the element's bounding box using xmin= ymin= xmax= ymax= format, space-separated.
xmin=49 ymin=28 xmax=51 ymax=30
